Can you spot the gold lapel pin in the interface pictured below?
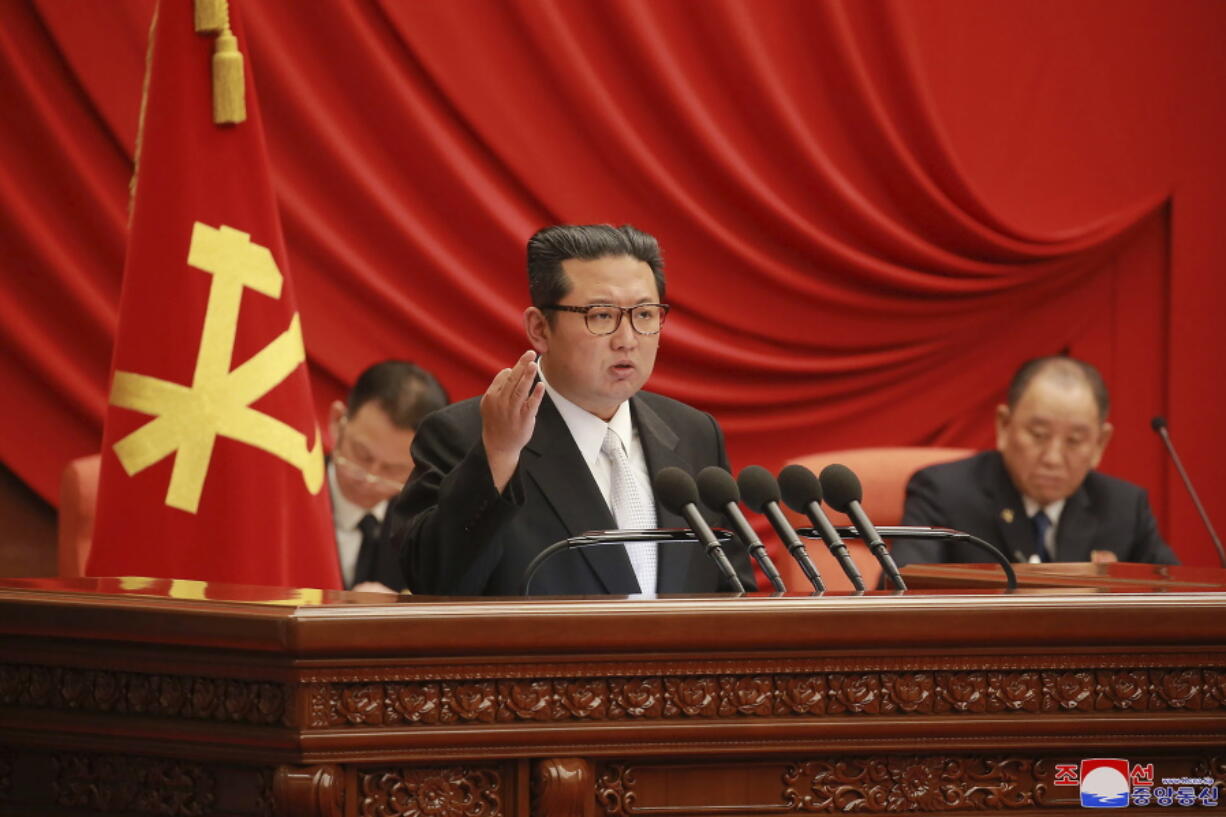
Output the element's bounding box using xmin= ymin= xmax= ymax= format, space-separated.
xmin=1000 ymin=508 xmax=1015 ymax=524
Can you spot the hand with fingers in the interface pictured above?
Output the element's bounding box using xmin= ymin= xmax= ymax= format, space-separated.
xmin=481 ymin=350 xmax=546 ymax=492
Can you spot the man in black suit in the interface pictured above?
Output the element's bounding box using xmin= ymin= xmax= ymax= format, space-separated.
xmin=328 ymin=360 xmax=448 ymax=592
xmin=893 ymin=356 xmax=1177 ymax=566
xmin=385 ymin=224 xmax=756 ymax=596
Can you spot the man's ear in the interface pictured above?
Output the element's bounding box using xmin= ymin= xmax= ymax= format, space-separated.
xmin=524 ymin=306 xmax=550 ymax=354
xmin=1090 ymin=421 xmax=1114 ymax=468
xmin=328 ymin=400 xmax=347 ymax=448
xmin=994 ymin=404 xmax=1011 ymax=451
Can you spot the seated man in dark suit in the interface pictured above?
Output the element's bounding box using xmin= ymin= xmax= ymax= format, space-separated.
xmin=328 ymin=360 xmax=448 ymax=593
xmin=384 ymin=224 xmax=756 ymax=596
xmin=893 ymin=356 xmax=1178 ymax=566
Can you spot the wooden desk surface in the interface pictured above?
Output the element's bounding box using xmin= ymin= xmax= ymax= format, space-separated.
xmin=2 ymin=575 xmax=1224 ymax=817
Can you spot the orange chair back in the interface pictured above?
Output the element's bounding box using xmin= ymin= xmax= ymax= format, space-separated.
xmin=780 ymin=447 xmax=974 ymax=592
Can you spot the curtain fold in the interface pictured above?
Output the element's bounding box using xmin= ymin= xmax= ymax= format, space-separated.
xmin=1 ymin=0 xmax=1219 ymax=562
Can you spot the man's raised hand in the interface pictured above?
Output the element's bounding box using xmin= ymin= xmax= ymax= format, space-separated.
xmin=481 ymin=350 xmax=546 ymax=492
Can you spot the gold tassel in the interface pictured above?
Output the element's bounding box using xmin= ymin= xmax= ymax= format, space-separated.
xmin=212 ymin=28 xmax=246 ymax=124
xmin=194 ymin=0 xmax=226 ymax=33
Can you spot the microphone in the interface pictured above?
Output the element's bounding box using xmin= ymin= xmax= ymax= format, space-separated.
xmin=654 ymin=467 xmax=746 ymax=592
xmin=796 ymin=524 xmax=1017 ymax=590
xmin=778 ymin=464 xmax=865 ymax=591
xmin=696 ymin=466 xmax=786 ymax=592
xmin=819 ymin=464 xmax=907 ymax=591
xmin=1152 ymin=416 xmax=1225 ymax=567
xmin=519 ymin=528 xmax=734 ymax=595
xmin=737 ymin=465 xmax=824 ymax=592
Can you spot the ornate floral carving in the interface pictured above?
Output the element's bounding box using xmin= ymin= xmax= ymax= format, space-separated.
xmin=557 ymin=679 xmax=608 ymax=719
xmin=609 ymin=678 xmax=662 ymax=719
xmin=595 ymin=764 xmax=636 ymax=817
xmin=299 ymin=664 xmax=1226 ymax=728
xmin=1152 ymin=669 xmax=1202 ymax=709
xmin=357 ymin=766 xmax=500 ymax=817
xmin=340 ymin=683 xmax=385 ymax=726
xmin=390 ymin=682 xmax=442 ymax=724
xmin=500 ymin=679 xmax=557 ymax=721
xmin=935 ymin=672 xmax=986 ymax=713
xmin=52 ymin=753 xmax=215 ymax=816
xmin=775 ymin=674 xmax=826 ymax=716
xmin=1094 ymin=669 xmax=1148 ymax=711
xmin=0 ymin=663 xmax=287 ymax=727
xmin=782 ymin=755 xmax=1038 ymax=812
xmin=828 ymin=673 xmax=881 ymax=714
xmin=1044 ymin=671 xmax=1094 ymax=712
xmin=719 ymin=675 xmax=774 ymax=716
xmin=1204 ymin=669 xmax=1226 ymax=709
xmin=883 ymin=672 xmax=934 ymax=714
xmin=664 ymin=677 xmax=719 ymax=717
xmin=987 ymin=672 xmax=1041 ymax=713
xmin=443 ymin=682 xmax=497 ymax=723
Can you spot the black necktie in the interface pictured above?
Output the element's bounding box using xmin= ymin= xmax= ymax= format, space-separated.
xmin=1031 ymin=510 xmax=1052 ymax=563
xmin=353 ymin=513 xmax=380 ymax=587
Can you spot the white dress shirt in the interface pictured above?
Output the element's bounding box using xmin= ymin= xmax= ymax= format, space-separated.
xmin=327 ymin=461 xmax=388 ymax=588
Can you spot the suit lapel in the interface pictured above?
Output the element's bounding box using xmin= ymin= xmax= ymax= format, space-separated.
xmin=521 ymin=395 xmax=639 ymax=594
xmin=1055 ymin=483 xmax=1095 ymax=561
xmin=982 ymin=453 xmax=1035 ymax=563
xmin=633 ymin=396 xmax=703 ymax=594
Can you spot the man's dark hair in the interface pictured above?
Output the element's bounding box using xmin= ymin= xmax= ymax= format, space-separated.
xmin=526 ymin=224 xmax=666 ymax=317
xmin=1007 ymin=356 xmax=1110 ymax=421
xmin=347 ymin=360 xmax=449 ymax=430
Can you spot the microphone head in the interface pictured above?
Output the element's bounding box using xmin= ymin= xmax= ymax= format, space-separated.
xmin=696 ymin=466 xmax=740 ymax=511
xmin=654 ymin=466 xmax=699 ymax=514
xmin=778 ymin=464 xmax=822 ymax=513
xmin=1151 ymin=416 xmax=1167 ymax=432
xmin=818 ymin=463 xmax=862 ymax=514
xmin=737 ymin=465 xmax=782 ymax=513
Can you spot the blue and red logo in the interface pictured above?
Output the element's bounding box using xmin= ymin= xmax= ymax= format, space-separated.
xmin=1055 ymin=758 xmax=1218 ymax=808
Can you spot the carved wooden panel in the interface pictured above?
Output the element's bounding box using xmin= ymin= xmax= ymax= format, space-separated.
xmin=0 ymin=662 xmax=289 ymax=726
xmin=355 ymin=766 xmax=502 ymax=817
xmin=782 ymin=757 xmax=1038 ymax=812
xmin=52 ymin=753 xmax=216 ymax=816
xmin=595 ymin=755 xmax=1226 ymax=815
xmin=0 ymin=747 xmax=274 ymax=817
xmin=305 ymin=666 xmax=1226 ymax=728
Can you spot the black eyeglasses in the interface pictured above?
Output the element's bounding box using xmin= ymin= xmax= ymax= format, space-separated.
xmin=540 ymin=303 xmax=670 ymax=336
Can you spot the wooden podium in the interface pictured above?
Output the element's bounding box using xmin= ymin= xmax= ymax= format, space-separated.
xmin=2 ymin=570 xmax=1225 ymax=816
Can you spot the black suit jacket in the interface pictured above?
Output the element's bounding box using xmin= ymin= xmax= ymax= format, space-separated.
xmin=892 ymin=450 xmax=1178 ymax=566
xmin=384 ymin=391 xmax=757 ymax=596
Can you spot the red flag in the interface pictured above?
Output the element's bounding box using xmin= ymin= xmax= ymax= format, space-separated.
xmin=89 ymin=0 xmax=341 ymax=589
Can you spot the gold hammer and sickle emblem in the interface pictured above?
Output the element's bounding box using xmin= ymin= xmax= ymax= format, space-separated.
xmin=108 ymin=222 xmax=324 ymax=513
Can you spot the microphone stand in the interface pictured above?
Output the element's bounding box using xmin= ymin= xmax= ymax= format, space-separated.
xmin=795 ymin=526 xmax=1018 ymax=590
xmin=519 ymin=529 xmax=734 ymax=595
xmin=1153 ymin=420 xmax=1226 ymax=567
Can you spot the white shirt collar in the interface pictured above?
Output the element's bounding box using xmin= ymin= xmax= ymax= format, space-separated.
xmin=1022 ymin=495 xmax=1065 ymax=528
xmin=327 ymin=460 xmax=388 ymax=530
xmin=541 ymin=368 xmax=633 ymax=466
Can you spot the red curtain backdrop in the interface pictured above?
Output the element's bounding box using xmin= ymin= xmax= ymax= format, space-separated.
xmin=1 ymin=0 xmax=1223 ymax=566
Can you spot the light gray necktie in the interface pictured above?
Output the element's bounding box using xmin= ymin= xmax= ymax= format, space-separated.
xmin=601 ymin=426 xmax=658 ymax=593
